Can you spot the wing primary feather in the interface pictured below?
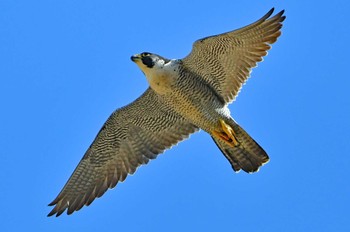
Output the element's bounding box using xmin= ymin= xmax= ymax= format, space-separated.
xmin=182 ymin=8 xmax=285 ymax=103
xmin=48 ymin=8 xmax=284 ymax=216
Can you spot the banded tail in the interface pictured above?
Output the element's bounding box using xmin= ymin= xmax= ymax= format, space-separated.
xmin=212 ymin=119 xmax=269 ymax=173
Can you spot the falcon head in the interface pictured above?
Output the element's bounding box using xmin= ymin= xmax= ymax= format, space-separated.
xmin=131 ymin=52 xmax=171 ymax=71
xmin=131 ymin=52 xmax=177 ymax=94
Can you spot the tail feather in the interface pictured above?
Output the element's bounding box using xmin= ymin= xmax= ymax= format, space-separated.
xmin=212 ymin=121 xmax=269 ymax=173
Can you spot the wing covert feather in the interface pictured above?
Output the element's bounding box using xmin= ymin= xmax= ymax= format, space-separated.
xmin=48 ymin=88 xmax=198 ymax=216
xmin=182 ymin=8 xmax=285 ymax=103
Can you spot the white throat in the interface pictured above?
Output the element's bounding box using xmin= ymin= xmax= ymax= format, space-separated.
xmin=143 ymin=59 xmax=179 ymax=95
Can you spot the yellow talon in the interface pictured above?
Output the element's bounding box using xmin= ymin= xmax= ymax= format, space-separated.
xmin=212 ymin=119 xmax=239 ymax=147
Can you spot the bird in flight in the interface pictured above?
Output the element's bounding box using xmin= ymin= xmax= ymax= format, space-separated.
xmin=48 ymin=8 xmax=285 ymax=217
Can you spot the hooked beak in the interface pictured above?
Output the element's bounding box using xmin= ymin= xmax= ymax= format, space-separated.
xmin=131 ymin=54 xmax=141 ymax=62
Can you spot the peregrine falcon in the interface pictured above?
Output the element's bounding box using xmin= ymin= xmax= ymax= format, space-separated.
xmin=48 ymin=8 xmax=285 ymax=217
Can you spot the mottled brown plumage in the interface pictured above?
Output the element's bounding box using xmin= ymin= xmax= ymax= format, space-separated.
xmin=48 ymin=89 xmax=198 ymax=216
xmin=48 ymin=8 xmax=285 ymax=217
xmin=182 ymin=9 xmax=284 ymax=103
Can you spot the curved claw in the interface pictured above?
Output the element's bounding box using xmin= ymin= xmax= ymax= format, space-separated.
xmin=212 ymin=119 xmax=240 ymax=147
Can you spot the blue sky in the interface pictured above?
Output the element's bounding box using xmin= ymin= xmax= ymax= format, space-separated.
xmin=1 ymin=0 xmax=349 ymax=231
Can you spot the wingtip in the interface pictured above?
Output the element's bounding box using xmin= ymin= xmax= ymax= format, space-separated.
xmin=47 ymin=197 xmax=69 ymax=217
xmin=275 ymin=9 xmax=286 ymax=21
xmin=268 ymin=8 xmax=286 ymax=20
xmin=47 ymin=206 xmax=62 ymax=217
xmin=47 ymin=201 xmax=55 ymax=207
xmin=47 ymin=209 xmax=56 ymax=217
xmin=263 ymin=8 xmax=275 ymax=19
xmin=257 ymin=8 xmax=286 ymax=25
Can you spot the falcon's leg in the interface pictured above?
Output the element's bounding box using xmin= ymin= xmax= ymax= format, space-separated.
xmin=212 ymin=119 xmax=240 ymax=147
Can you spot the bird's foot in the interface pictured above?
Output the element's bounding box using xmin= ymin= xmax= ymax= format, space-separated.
xmin=212 ymin=119 xmax=240 ymax=147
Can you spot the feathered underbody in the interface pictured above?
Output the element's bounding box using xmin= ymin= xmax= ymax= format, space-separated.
xmin=48 ymin=8 xmax=285 ymax=217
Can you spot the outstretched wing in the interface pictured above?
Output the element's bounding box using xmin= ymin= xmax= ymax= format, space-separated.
xmin=181 ymin=8 xmax=285 ymax=103
xmin=48 ymin=88 xmax=198 ymax=217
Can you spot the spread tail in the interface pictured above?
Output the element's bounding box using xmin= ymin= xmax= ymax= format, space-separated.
xmin=212 ymin=120 xmax=269 ymax=173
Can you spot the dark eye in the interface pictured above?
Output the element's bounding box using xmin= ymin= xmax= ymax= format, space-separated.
xmin=142 ymin=56 xmax=155 ymax=68
xmin=141 ymin=52 xmax=151 ymax=57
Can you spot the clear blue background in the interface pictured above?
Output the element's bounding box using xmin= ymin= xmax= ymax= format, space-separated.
xmin=1 ymin=1 xmax=349 ymax=231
